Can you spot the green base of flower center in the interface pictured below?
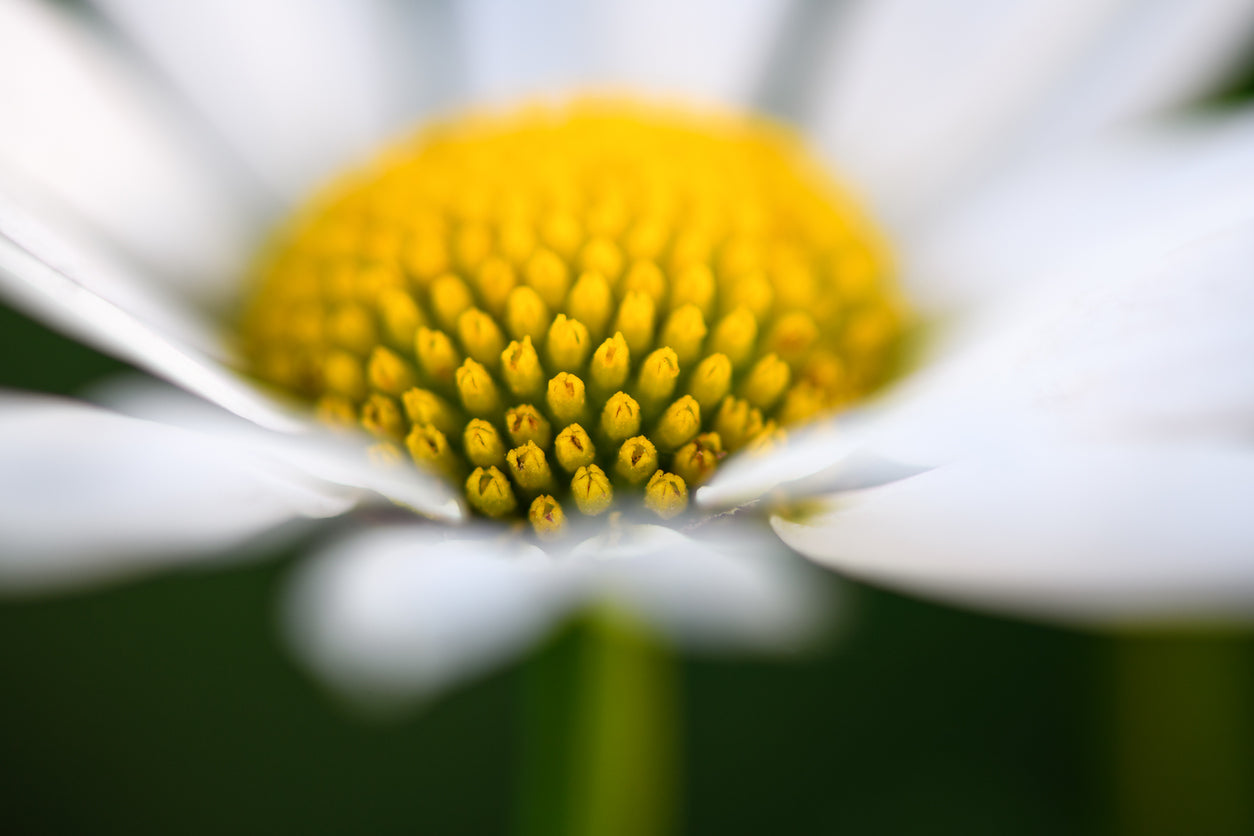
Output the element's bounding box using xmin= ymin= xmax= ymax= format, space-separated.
xmin=238 ymin=98 xmax=905 ymax=537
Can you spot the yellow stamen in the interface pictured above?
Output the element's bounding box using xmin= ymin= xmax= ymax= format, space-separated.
xmin=547 ymin=372 xmax=587 ymax=426
xmin=414 ymin=327 xmax=460 ymax=387
xmin=474 ymin=256 xmax=516 ymax=315
xmin=741 ymin=353 xmax=791 ymax=411
xmin=673 ymin=432 xmax=723 ymax=487
xmin=329 ymin=305 xmax=376 ymax=355
xmin=525 ymin=248 xmax=571 ymax=308
xmin=507 ymin=441 xmax=554 ymax=493
xmin=547 ymin=314 xmax=591 ymax=372
xmin=505 ymin=404 xmax=552 ymax=449
xmin=541 ymin=211 xmax=582 ymax=260
xmin=688 ymin=353 xmax=732 ymax=413
xmin=505 ymin=286 xmax=549 ymax=342
xmin=406 ymin=424 xmax=457 ymax=475
xmin=669 ymin=264 xmax=714 ymax=317
xmin=637 ymin=347 xmax=679 ymax=410
xmin=615 ymin=436 xmax=658 ymax=486
xmin=455 ymin=358 xmax=500 ymax=416
xmin=710 ymin=307 xmax=757 ymax=369
xmin=601 ymin=392 xmax=641 ymax=443
xmin=568 ymin=271 xmax=614 ymax=338
xmin=613 ymin=290 xmax=655 ymax=357
xmin=571 ymin=464 xmax=613 ymax=516
xmin=644 ymin=471 xmax=688 ymax=520
xmin=622 ymin=260 xmax=666 ymax=306
xmin=466 ymin=466 xmax=517 ymax=517
xmin=239 ymin=99 xmax=905 ymax=529
xmin=464 ymin=419 xmax=507 ymax=468
xmin=528 ymin=495 xmax=566 ymax=540
xmin=554 ymin=423 xmax=596 ymax=472
xmin=361 ymin=393 xmax=404 ymax=440
xmin=367 ymin=346 xmax=416 ymax=396
xmin=767 ymin=311 xmax=819 ymax=367
xmin=589 ymin=332 xmax=630 ymax=394
xmin=401 ymin=387 xmax=458 ymax=437
xmin=725 ymin=273 xmax=773 ymax=322
xmin=378 ymin=288 xmax=425 ymax=347
xmin=430 ymin=274 xmax=474 ymax=331
xmin=659 ymin=304 xmax=707 ymax=367
xmin=581 ymin=237 xmax=624 ymax=280
xmin=654 ymin=395 xmax=701 ymax=451
xmin=777 ymin=382 xmax=828 ymax=426
xmin=715 ymin=396 xmax=764 ymax=452
xmin=501 ymin=336 xmax=545 ymax=398
xmin=324 ymin=350 xmax=365 ymax=400
xmin=457 ymin=308 xmax=506 ymax=368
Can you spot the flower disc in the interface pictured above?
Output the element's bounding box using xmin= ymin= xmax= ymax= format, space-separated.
xmin=239 ymin=100 xmax=906 ymax=535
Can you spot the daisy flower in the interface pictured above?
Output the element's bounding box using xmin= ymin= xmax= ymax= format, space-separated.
xmin=3 ymin=0 xmax=1254 ymax=717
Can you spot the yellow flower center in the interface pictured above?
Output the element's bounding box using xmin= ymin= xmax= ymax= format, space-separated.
xmin=238 ymin=100 xmax=904 ymax=537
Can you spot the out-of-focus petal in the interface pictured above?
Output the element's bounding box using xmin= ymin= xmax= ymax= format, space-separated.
xmin=284 ymin=519 xmax=832 ymax=704
xmin=907 ymin=112 xmax=1254 ymax=312
xmin=455 ymin=0 xmax=596 ymax=104
xmin=91 ymin=0 xmax=435 ymax=202
xmin=1 ymin=196 xmax=463 ymax=530
xmin=1014 ymin=2 xmax=1254 ymax=154
xmin=0 ymin=393 xmax=352 ymax=592
xmin=0 ymin=0 xmax=256 ymax=301
xmin=455 ymin=0 xmax=787 ymax=106
xmin=594 ymin=0 xmax=788 ymax=105
xmin=283 ymin=526 xmax=580 ymax=702
xmin=809 ymin=0 xmax=1254 ymax=225
xmin=0 ymin=206 xmax=462 ymax=520
xmin=0 ymin=203 xmax=302 ymax=432
xmin=702 ymin=221 xmax=1254 ymax=507
xmin=570 ymin=522 xmax=830 ymax=653
xmin=773 ymin=441 xmax=1254 ymax=624
xmin=93 ymin=375 xmax=464 ymax=522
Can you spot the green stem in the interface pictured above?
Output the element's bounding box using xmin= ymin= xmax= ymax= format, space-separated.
xmin=516 ymin=610 xmax=679 ymax=836
xmin=1111 ymin=633 xmax=1254 ymax=836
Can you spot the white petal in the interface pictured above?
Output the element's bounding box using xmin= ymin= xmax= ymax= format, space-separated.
xmin=0 ymin=203 xmax=303 ymax=432
xmin=570 ymin=522 xmax=830 ymax=653
xmin=456 ymin=0 xmax=598 ymax=104
xmin=92 ymin=0 xmax=420 ymax=201
xmin=1014 ymin=1 xmax=1254 ymax=156
xmin=284 ymin=519 xmax=832 ymax=703
xmin=283 ymin=526 xmax=581 ymax=703
xmin=907 ymin=112 xmax=1254 ymax=312
xmin=2 ymin=195 xmax=464 ymax=527
xmin=1 ymin=203 xmax=461 ymax=519
xmin=810 ymin=0 xmax=1119 ymax=220
xmin=773 ymin=441 xmax=1254 ymax=624
xmin=455 ymin=0 xmax=787 ymax=106
xmin=810 ymin=0 xmax=1254 ymax=224
xmin=92 ymin=375 xmax=465 ymax=523
xmin=0 ymin=0 xmax=256 ymax=300
xmin=594 ymin=0 xmax=789 ymax=105
xmin=898 ymin=221 xmax=1254 ymax=448
xmin=0 ymin=393 xmax=352 ymax=592
xmin=703 ymin=220 xmax=1254 ymax=507
xmin=696 ymin=420 xmax=929 ymax=510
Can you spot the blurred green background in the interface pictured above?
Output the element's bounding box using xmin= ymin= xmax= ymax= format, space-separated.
xmin=2 ymin=302 xmax=1252 ymax=836
xmin=4 ymin=47 xmax=1254 ymax=836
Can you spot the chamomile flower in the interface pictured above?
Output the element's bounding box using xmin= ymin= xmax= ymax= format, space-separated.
xmin=2 ymin=0 xmax=1254 ymax=702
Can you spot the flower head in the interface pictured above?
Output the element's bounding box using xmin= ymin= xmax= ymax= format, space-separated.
xmin=238 ymin=101 xmax=905 ymax=537
xmin=3 ymin=0 xmax=1254 ymax=702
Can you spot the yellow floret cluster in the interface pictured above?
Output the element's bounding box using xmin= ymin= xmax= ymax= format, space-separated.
xmin=238 ymin=100 xmax=905 ymax=538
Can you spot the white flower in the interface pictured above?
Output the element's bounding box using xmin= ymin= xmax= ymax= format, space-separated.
xmin=3 ymin=0 xmax=1254 ymax=701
